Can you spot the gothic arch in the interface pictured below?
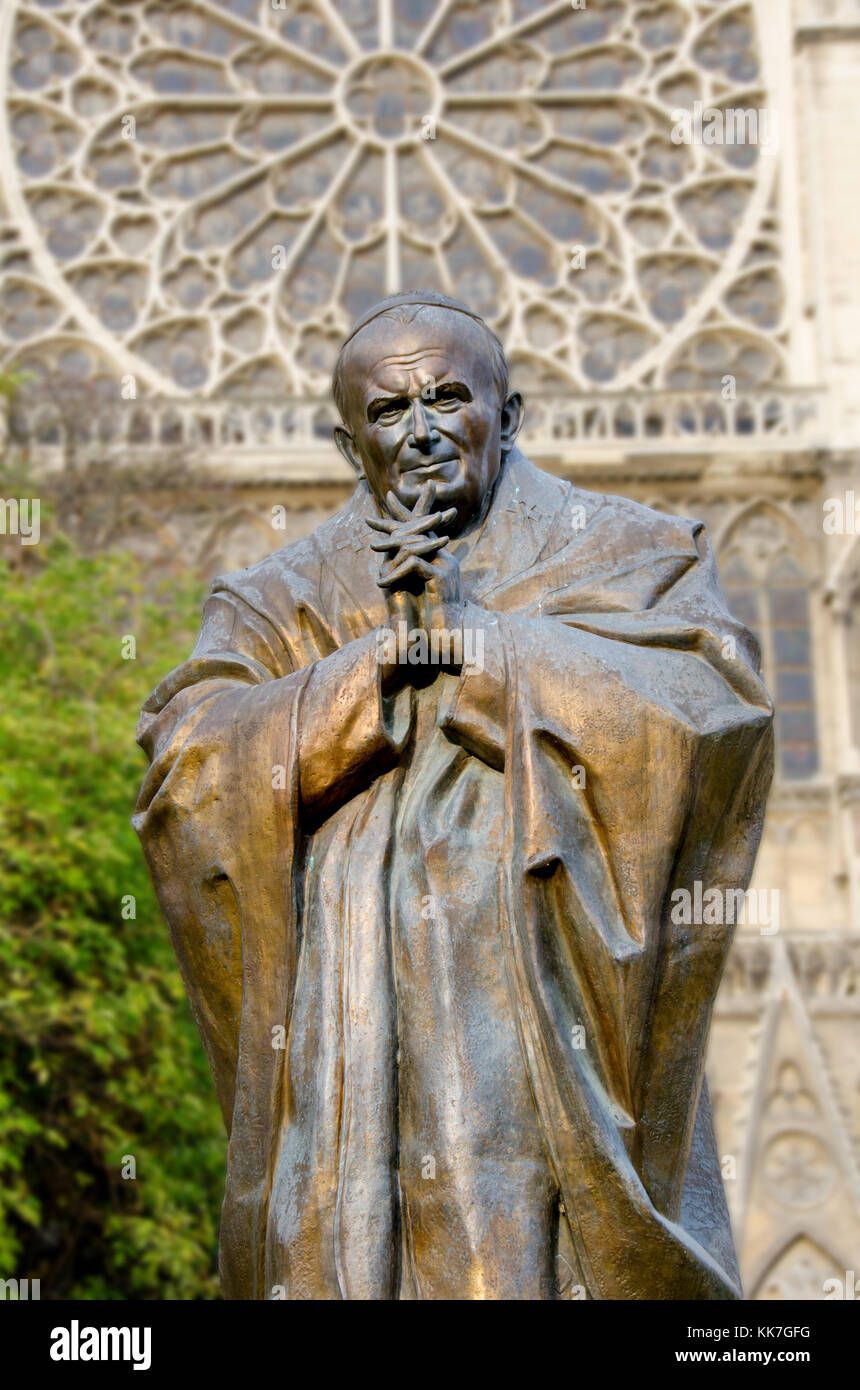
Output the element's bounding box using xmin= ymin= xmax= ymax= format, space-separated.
xmin=716 ymin=501 xmax=820 ymax=780
xmin=198 ymin=505 xmax=279 ymax=576
xmin=750 ymin=1232 xmax=847 ymax=1301
xmin=714 ymin=498 xmax=814 ymax=572
xmin=94 ymin=505 xmax=181 ymax=562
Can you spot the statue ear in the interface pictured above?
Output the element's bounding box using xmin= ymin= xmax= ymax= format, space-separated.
xmin=500 ymin=391 xmax=524 ymax=455
xmin=333 ymin=425 xmax=365 ymax=480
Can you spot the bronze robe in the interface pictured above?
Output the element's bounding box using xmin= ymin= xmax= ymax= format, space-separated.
xmin=134 ymin=449 xmax=773 ymax=1300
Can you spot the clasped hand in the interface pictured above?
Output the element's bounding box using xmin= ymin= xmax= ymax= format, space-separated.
xmin=366 ymin=481 xmax=464 ymax=681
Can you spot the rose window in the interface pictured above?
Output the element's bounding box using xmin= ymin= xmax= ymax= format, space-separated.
xmin=0 ymin=0 xmax=787 ymax=400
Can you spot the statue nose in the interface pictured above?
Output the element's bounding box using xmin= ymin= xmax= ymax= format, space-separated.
xmin=407 ymin=399 xmax=439 ymax=450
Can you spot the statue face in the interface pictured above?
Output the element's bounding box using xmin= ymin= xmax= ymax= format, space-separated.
xmin=334 ymin=308 xmax=522 ymax=536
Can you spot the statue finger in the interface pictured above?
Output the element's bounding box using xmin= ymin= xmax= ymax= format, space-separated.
xmin=387 ymin=509 xmax=452 ymax=538
xmin=410 ymin=509 xmax=454 ymax=535
xmin=369 ymin=511 xmax=451 ymax=544
xmin=401 ymin=508 xmax=456 ymax=535
xmin=385 ymin=490 xmax=414 ymax=522
xmin=372 ymin=534 xmax=448 ymax=556
xmin=401 ymin=534 xmax=449 ymax=556
xmin=413 ymin=480 xmax=437 ymax=516
xmin=379 ymin=555 xmax=434 ymax=587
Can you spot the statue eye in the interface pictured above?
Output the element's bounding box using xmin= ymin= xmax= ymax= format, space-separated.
xmin=373 ymin=398 xmax=408 ymax=421
xmin=432 ymin=387 xmax=464 ymax=409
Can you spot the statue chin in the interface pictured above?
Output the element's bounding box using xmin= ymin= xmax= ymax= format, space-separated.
xmin=405 ymin=458 xmax=505 ymax=531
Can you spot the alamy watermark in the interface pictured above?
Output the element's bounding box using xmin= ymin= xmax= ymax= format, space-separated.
xmin=0 ymin=497 xmax=39 ymax=545
xmin=670 ymin=881 xmax=779 ymax=935
xmin=823 ymin=1269 xmax=860 ymax=1300
xmin=0 ymin=1277 xmax=40 ymax=1299
xmin=50 ymin=1321 xmax=151 ymax=1371
xmin=376 ymin=620 xmax=485 ymax=674
xmin=822 ymin=491 xmax=859 ymax=535
xmin=671 ymin=101 xmax=779 ymax=156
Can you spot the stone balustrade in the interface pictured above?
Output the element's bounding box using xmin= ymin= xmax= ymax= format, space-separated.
xmin=5 ymin=387 xmax=830 ymax=481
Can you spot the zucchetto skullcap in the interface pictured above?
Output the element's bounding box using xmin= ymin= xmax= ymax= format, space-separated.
xmin=340 ymin=290 xmax=493 ymax=349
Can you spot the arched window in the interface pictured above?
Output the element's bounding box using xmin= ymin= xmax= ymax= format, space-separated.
xmin=720 ymin=517 xmax=819 ymax=781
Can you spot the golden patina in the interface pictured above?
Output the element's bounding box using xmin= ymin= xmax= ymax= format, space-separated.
xmin=135 ymin=292 xmax=773 ymax=1300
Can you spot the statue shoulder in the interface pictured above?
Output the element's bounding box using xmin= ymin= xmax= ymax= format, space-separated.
xmin=577 ymin=488 xmax=707 ymax=555
xmin=499 ymin=452 xmax=706 ymax=555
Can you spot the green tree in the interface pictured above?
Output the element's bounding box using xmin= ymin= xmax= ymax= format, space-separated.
xmin=0 ymin=514 xmax=224 ymax=1299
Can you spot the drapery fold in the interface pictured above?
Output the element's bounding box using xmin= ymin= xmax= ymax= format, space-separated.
xmin=134 ymin=452 xmax=772 ymax=1298
xmin=493 ymin=613 xmax=769 ymax=1297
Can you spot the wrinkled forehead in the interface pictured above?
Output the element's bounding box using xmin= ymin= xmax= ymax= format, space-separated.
xmin=340 ymin=308 xmax=496 ymax=408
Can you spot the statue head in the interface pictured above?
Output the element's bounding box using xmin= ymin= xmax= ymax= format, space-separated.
xmin=332 ymin=291 xmax=523 ymax=537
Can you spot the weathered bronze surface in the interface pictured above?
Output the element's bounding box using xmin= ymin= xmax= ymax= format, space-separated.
xmin=134 ymin=291 xmax=773 ymax=1300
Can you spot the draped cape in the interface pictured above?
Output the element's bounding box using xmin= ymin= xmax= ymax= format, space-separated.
xmin=134 ymin=450 xmax=773 ymax=1299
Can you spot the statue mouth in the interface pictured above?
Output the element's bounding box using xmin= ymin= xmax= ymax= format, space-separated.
xmin=400 ymin=455 xmax=459 ymax=474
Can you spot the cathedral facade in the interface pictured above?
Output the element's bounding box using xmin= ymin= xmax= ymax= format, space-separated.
xmin=1 ymin=0 xmax=858 ymax=1299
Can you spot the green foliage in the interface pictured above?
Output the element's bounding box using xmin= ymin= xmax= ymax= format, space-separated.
xmin=0 ymin=516 xmax=224 ymax=1299
xmin=0 ymin=370 xmax=28 ymax=400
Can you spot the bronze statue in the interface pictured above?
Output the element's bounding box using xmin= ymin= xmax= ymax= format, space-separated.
xmin=134 ymin=291 xmax=773 ymax=1300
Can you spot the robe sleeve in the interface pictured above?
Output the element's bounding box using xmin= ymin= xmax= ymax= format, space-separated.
xmin=297 ymin=631 xmax=412 ymax=819
xmin=134 ymin=585 xmax=412 ymax=1130
xmin=134 ymin=577 xmax=416 ymax=1297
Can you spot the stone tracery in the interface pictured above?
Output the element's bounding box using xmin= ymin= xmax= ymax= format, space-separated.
xmin=0 ymin=0 xmax=786 ymax=398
